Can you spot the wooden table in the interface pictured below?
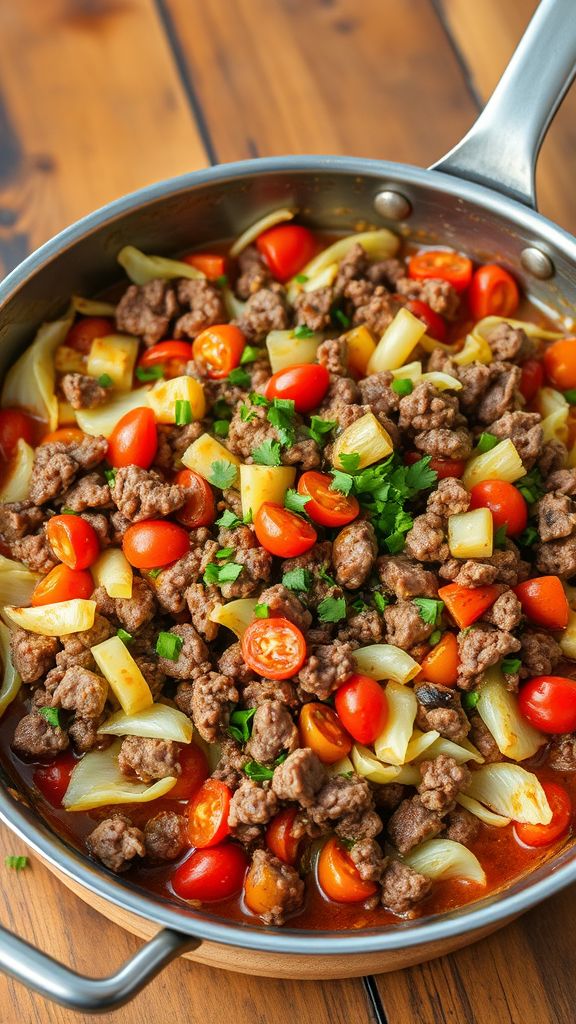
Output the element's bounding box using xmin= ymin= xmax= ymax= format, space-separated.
xmin=0 ymin=1 xmax=575 ymax=1020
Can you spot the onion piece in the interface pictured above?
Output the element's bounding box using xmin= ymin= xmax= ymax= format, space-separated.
xmin=1 ymin=312 xmax=74 ymax=430
xmin=404 ymin=839 xmax=486 ymax=885
xmin=353 ymin=644 xmax=420 ymax=684
xmin=0 ymin=439 xmax=34 ymax=503
xmin=456 ymin=793 xmax=511 ymax=828
xmin=465 ymin=763 xmax=552 ymax=824
xmin=3 ymin=600 xmax=96 ymax=637
xmin=98 ymin=703 xmax=193 ymax=744
xmin=229 ymin=208 xmax=295 ymax=258
xmin=0 ymin=622 xmax=21 ymax=718
xmin=0 ymin=555 xmax=41 ymax=607
xmin=374 ymin=681 xmax=417 ymax=765
xmin=91 ymin=636 xmax=153 ymax=716
xmin=62 ymin=740 xmax=177 ymax=811
xmin=118 ymin=245 xmax=204 ymax=284
xmin=209 ymin=599 xmax=260 ymax=639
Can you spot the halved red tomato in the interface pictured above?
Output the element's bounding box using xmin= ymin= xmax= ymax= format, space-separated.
xmin=404 ymin=452 xmax=466 ymax=479
xmin=65 ymin=317 xmax=114 ymax=353
xmin=123 ymin=521 xmax=190 ymax=569
xmin=318 ymin=837 xmax=378 ymax=903
xmin=187 ymin=779 xmax=232 ymax=848
xmin=31 ymin=564 xmax=94 ymax=606
xmin=408 ymin=250 xmax=473 ymax=292
xmin=138 ymin=340 xmax=193 ymax=380
xmin=266 ymin=808 xmax=301 ymax=866
xmin=172 ymin=844 xmax=247 ymax=901
xmin=174 ymin=469 xmax=216 ymax=528
xmin=33 ymin=753 xmax=76 ymax=808
xmin=169 ymin=744 xmax=209 ymax=801
xmin=107 ymin=407 xmax=158 ymax=469
xmin=514 ymin=782 xmax=571 ymax=848
xmin=46 ymin=515 xmax=100 ymax=570
xmin=256 ymin=224 xmax=316 ymax=283
xmin=468 ymin=264 xmax=519 ymax=319
xmin=183 ymin=252 xmax=227 ymax=280
xmin=242 ymin=617 xmax=307 ymax=680
xmin=0 ymin=409 xmax=35 ymax=460
xmin=192 ymin=324 xmax=245 ymax=379
xmin=297 ymin=471 xmax=359 ymax=527
xmin=254 ymin=503 xmax=317 ymax=557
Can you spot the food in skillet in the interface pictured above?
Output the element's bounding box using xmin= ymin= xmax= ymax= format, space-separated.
xmin=1 ymin=208 xmax=576 ymax=928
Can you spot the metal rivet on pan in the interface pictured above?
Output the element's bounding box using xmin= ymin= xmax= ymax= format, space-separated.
xmin=520 ymin=247 xmax=555 ymax=279
xmin=374 ymin=190 xmax=412 ymax=221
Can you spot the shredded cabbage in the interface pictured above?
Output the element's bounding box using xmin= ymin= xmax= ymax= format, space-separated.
xmin=98 ymin=703 xmax=192 ymax=743
xmin=456 ymin=793 xmax=511 ymax=828
xmin=0 ymin=439 xmax=34 ymax=502
xmin=0 ymin=622 xmax=21 ymax=718
xmin=351 ymin=744 xmax=404 ymax=783
xmin=476 ymin=675 xmax=546 ymax=761
xmin=0 ymin=555 xmax=40 ymax=606
xmin=62 ymin=740 xmax=176 ymax=810
xmin=1 ymin=312 xmax=74 ymax=430
xmin=229 ymin=208 xmax=295 ymax=258
xmin=118 ymin=245 xmax=204 ymax=285
xmin=75 ymin=387 xmax=151 ymax=437
xmin=374 ymin=681 xmax=417 ymax=765
xmin=404 ymin=839 xmax=486 ymax=885
xmin=465 ymin=763 xmax=552 ymax=824
xmin=353 ymin=644 xmax=420 ymax=684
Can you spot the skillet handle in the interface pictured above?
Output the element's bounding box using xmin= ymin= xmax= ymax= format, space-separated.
xmin=0 ymin=920 xmax=199 ymax=1013
xmin=432 ymin=0 xmax=576 ymax=208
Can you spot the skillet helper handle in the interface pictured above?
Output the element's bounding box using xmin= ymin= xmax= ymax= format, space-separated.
xmin=432 ymin=0 xmax=576 ymax=208
xmin=0 ymin=920 xmax=199 ymax=1013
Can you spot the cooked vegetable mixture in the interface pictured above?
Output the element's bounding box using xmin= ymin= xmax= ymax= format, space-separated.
xmin=2 ymin=211 xmax=576 ymax=927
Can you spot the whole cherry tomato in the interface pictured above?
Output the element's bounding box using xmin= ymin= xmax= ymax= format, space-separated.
xmin=408 ymin=250 xmax=473 ymax=292
xmin=40 ymin=427 xmax=86 ymax=446
xmin=297 ymin=471 xmax=359 ymax=527
xmin=192 ymin=324 xmax=245 ymax=379
xmin=265 ymin=364 xmax=330 ymax=413
xmin=544 ymin=339 xmax=576 ymax=391
xmin=0 ymin=409 xmax=35 ymax=460
xmin=47 ymin=515 xmax=100 ymax=570
xmin=33 ymin=753 xmax=76 ymax=808
xmin=519 ymin=359 xmax=544 ymax=404
xmin=242 ymin=617 xmax=307 ymax=680
xmin=318 ymin=837 xmax=378 ymax=903
xmin=266 ymin=808 xmax=302 ymax=866
xmin=404 ymin=452 xmax=466 ymax=479
xmin=31 ymin=564 xmax=94 ymax=606
xmin=298 ymin=702 xmax=352 ymax=764
xmin=65 ymin=317 xmax=114 ymax=353
xmin=519 ymin=676 xmax=576 ymax=734
xmin=334 ymin=675 xmax=388 ymax=745
xmin=123 ymin=520 xmax=190 ymax=569
xmin=514 ymin=782 xmax=571 ymax=848
xmin=174 ymin=469 xmax=216 ymax=528
xmin=469 ymin=479 xmax=527 ymax=536
xmin=256 ymin=223 xmax=316 ymax=283
xmin=183 ymin=252 xmax=227 ymax=280
xmin=187 ymin=779 xmax=232 ymax=848
xmin=138 ymin=340 xmax=193 ymax=380
xmin=401 ymin=299 xmax=447 ymax=341
xmin=468 ymin=264 xmax=520 ymax=320
xmin=107 ymin=407 xmax=158 ymax=469
xmin=254 ymin=502 xmax=317 ymax=557
xmin=514 ymin=576 xmax=569 ymax=630
xmin=172 ymin=844 xmax=247 ymax=902
xmin=418 ymin=632 xmax=460 ymax=687
xmin=169 ymin=744 xmax=209 ymax=801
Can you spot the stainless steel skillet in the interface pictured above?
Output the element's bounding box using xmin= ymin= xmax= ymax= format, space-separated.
xmin=0 ymin=0 xmax=575 ymax=1011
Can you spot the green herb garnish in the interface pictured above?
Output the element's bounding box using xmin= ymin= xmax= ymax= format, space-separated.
xmin=240 ymin=345 xmax=261 ymax=365
xmin=308 ymin=416 xmax=337 ymax=447
xmin=413 ymin=597 xmax=444 ymax=626
xmin=227 ymin=367 xmax=251 ymax=388
xmin=254 ymin=603 xmax=269 ymax=618
xmin=373 ymin=592 xmax=389 ymax=613
xmin=208 ymin=460 xmax=238 ymax=489
xmin=203 ymin=562 xmax=244 ymax=585
xmin=476 ymin=432 xmax=499 ymax=454
xmin=282 ymin=568 xmax=313 ymax=592
xmin=98 ymin=373 xmax=113 ymax=388
xmin=175 ymin=399 xmax=193 ymax=426
xmin=516 ymin=468 xmax=545 ymax=505
xmin=252 ymin=439 xmax=282 ymax=466
xmin=117 ymin=628 xmax=133 ymax=645
xmin=317 ymin=595 xmax=347 ymax=623
xmin=293 ymin=324 xmax=314 ymax=339
xmin=5 ymin=856 xmax=28 ymax=871
xmin=462 ymin=692 xmax=480 ymax=710
xmin=38 ymin=707 xmax=62 ymax=728
xmin=391 ymin=378 xmax=414 ymax=396
xmin=501 ymin=657 xmax=521 ymax=675
xmin=295 ymin=274 xmax=309 ymax=284
xmin=155 ymin=632 xmax=183 ymax=661
xmin=213 ymin=420 xmax=230 ymax=438
xmin=228 ymin=707 xmax=257 ymax=744
xmin=284 ymin=489 xmax=311 ymax=515
xmin=136 ymin=365 xmax=164 ymax=382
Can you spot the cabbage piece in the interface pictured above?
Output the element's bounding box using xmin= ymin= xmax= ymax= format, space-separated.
xmin=330 ymin=412 xmax=394 ymax=471
xmin=456 ymin=793 xmax=510 ymax=828
xmin=353 ymin=644 xmax=420 ymax=684
xmin=404 ymin=839 xmax=486 ymax=885
xmin=229 ymin=208 xmax=295 ymax=258
xmin=91 ymin=636 xmax=153 ymax=715
xmin=476 ymin=676 xmax=546 ymax=761
xmin=62 ymin=739 xmax=177 ymax=810
xmin=1 ymin=312 xmax=74 ymax=430
xmin=0 ymin=439 xmax=34 ymax=502
xmin=465 ymin=763 xmax=552 ymax=824
xmin=72 ymin=296 xmax=116 ymax=316
xmin=98 ymin=703 xmax=192 ymax=743
xmin=351 ymin=744 xmax=404 ymax=784
xmin=326 ymin=754 xmax=355 ymax=777
xmin=209 ymin=599 xmax=259 ymax=638
xmin=374 ymin=681 xmax=417 ymax=765
xmin=266 ymin=329 xmax=322 ymax=374
xmin=474 ymin=315 xmax=563 ymax=343
xmin=3 ymin=600 xmax=96 ymax=636
xmin=222 ymin=286 xmax=246 ymax=321
xmin=404 ymin=728 xmax=441 ymax=763
xmin=367 ymin=308 xmax=426 ymax=374
xmin=420 ymin=371 xmax=462 ymax=391
xmin=287 ymin=229 xmax=399 ymax=300
xmin=91 ymin=548 xmax=133 ymax=600
xmin=417 ymin=734 xmax=484 ymax=765
xmin=181 ymin=433 xmax=240 ymax=487
xmin=0 ymin=622 xmax=21 ymax=718
xmin=75 ymin=388 xmax=151 ymax=438
xmin=117 ymin=245 xmax=204 ymax=285
xmin=0 ymin=555 xmax=40 ymax=606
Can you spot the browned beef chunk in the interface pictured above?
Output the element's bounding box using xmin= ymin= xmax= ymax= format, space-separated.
xmin=417 ymin=755 xmax=470 ymax=812
xmin=212 ymin=738 xmax=250 ymax=789
xmin=10 ymin=630 xmax=59 ymax=683
xmin=116 ymin=280 xmax=178 ymax=346
xmin=13 ymin=712 xmax=69 ymax=757
xmin=218 ymin=642 xmax=255 ymax=686
xmin=349 ymin=838 xmax=388 ymax=881
xmin=245 ymin=849 xmax=304 ymax=925
xmin=297 ymin=641 xmax=356 ymax=700
xmin=414 ymin=427 xmax=472 ymax=461
xmin=157 ymin=624 xmax=209 ymax=679
xmin=154 ymin=423 xmax=203 ymax=471
xmin=220 ymin=546 xmax=273 ymax=600
xmin=174 ymin=278 xmax=226 ymax=339
xmin=547 ymin=734 xmax=576 ymax=771
xmin=111 ymin=466 xmax=184 ymax=522
xmin=257 ymin=584 xmax=312 ymax=632
xmin=144 ymin=811 xmax=187 ymax=862
xmin=61 ymin=472 xmax=111 ymax=512
xmin=227 ymin=404 xmax=320 ymax=471
xmin=333 ymin=243 xmax=368 ymax=292
xmin=55 ymin=614 xmax=114 ymax=672
xmin=87 ymin=815 xmax=145 ymax=872
xmin=337 ymin=608 xmax=385 ymax=645
xmin=396 ymin=276 xmax=459 ymax=318
xmin=347 ymin=281 xmax=397 ymax=335
xmin=319 ymin=375 xmax=360 ymax=420
xmin=536 ymin=534 xmax=576 ymax=577
xmin=398 ymin=382 xmax=460 ymax=432
xmin=538 ymin=439 xmax=567 ymax=477
xmin=81 ymin=512 xmax=111 ymax=547
xmin=93 ymin=577 xmax=157 ymax=631
xmin=30 ymin=435 xmax=108 ymax=505
xmin=242 ymin=679 xmax=298 ymax=708
xmin=441 ymin=542 xmax=528 ymax=589
xmin=371 ymin=782 xmax=407 ymax=814
xmin=186 ymin=582 xmax=220 ymax=641
xmin=358 ymin=370 xmax=400 ymax=419
xmin=110 ymin=510 xmax=131 ymax=543
xmin=12 ymin=531 xmax=58 ymax=573
xmin=482 ymin=589 xmax=522 ymax=631
xmin=155 ymin=533 xmax=218 ymax=614
xmin=454 ymin=362 xmax=491 ymax=413
xmin=118 ymin=736 xmax=181 ymax=784
xmin=51 ymin=666 xmax=108 ymax=719
xmin=536 ymin=492 xmax=576 ymax=542
xmin=415 ymin=683 xmax=470 ymax=743
xmin=133 ymin=656 xmax=166 ymax=701
xmin=293 ymin=286 xmax=333 ymax=331
xmin=238 ymin=286 xmax=288 ymax=342
xmin=228 ymin=779 xmax=279 ymax=828
xmin=477 ymin=362 xmax=521 ymax=423
xmin=0 ymin=501 xmax=44 ymax=542
xmin=235 ymin=245 xmax=272 ymax=298
xmin=336 ymin=808 xmax=383 ymax=842
xmin=487 ymin=410 xmax=543 ymax=469
xmin=426 ymin=477 xmax=470 ymax=519
xmin=486 ymin=322 xmax=531 ymax=361
xmin=384 ymin=601 xmax=434 ymax=650
xmin=387 ymin=796 xmax=443 ymax=854
xmin=246 ymin=701 xmax=298 ymax=764
xmin=60 ymin=372 xmax=107 ymax=409
xmin=444 ymin=806 xmax=480 ymax=845
xmin=308 ymin=774 xmax=374 ymax=829
xmin=68 ymin=716 xmax=112 ymax=754
xmin=468 ymin=713 xmax=501 ymax=763
xmin=457 ymin=625 xmax=520 ymax=690
xmin=188 ymin=672 xmax=238 ymax=742
xmin=545 ymin=469 xmax=576 ymax=495
xmin=378 ymin=556 xmax=438 ymax=600
xmin=404 ymin=512 xmax=449 ymax=562
xmin=317 ymin=337 xmax=348 ymax=376
xmin=331 ymin=519 xmax=377 ymax=590
xmin=271 ymin=748 xmax=326 ymax=807
xmin=381 ymin=860 xmax=432 ymax=916
xmin=519 ymin=631 xmax=562 ymax=678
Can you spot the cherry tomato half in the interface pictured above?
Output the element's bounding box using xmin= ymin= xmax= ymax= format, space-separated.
xmin=31 ymin=564 xmax=94 ymax=606
xmin=40 ymin=427 xmax=86 ymax=446
xmin=469 ymin=479 xmax=527 ymax=537
xmin=404 ymin=452 xmax=466 ymax=480
xmin=256 ymin=223 xmax=316 ymax=283
xmin=266 ymin=808 xmax=301 ymax=866
xmin=107 ymin=407 xmax=158 ymax=469
xmin=138 ymin=340 xmax=193 ymax=380
xmin=543 ymin=338 xmax=576 ymax=391
xmin=174 ymin=468 xmax=216 ymax=528
xmin=299 ymin=702 xmax=352 ymax=764
xmin=169 ymin=744 xmax=209 ymax=801
xmin=33 ymin=752 xmax=76 ymax=807
xmin=183 ymin=252 xmax=227 ymax=280
xmin=123 ymin=520 xmax=190 ymax=569
xmin=334 ymin=675 xmax=388 ymax=746
xmin=47 ymin=515 xmax=99 ymax=570
xmin=187 ymin=779 xmax=232 ymax=848
xmin=402 ymin=299 xmax=447 ymax=342
xmin=0 ymin=409 xmax=35 ymax=461
xmin=519 ymin=676 xmax=576 ymax=734
xmin=514 ymin=782 xmax=571 ymax=848
xmin=297 ymin=471 xmax=359 ymax=528
xmin=65 ymin=317 xmax=114 ymax=354
xmin=418 ymin=632 xmax=460 ymax=687
xmin=242 ymin=617 xmax=307 ymax=680
xmin=318 ymin=837 xmax=378 ymax=903
xmin=468 ymin=264 xmax=520 ymax=320
xmin=254 ymin=502 xmax=317 ymax=557
xmin=438 ymin=582 xmax=500 ymax=629
xmin=519 ymin=359 xmax=544 ymax=404
xmin=265 ymin=364 xmax=330 ymax=414
xmin=244 ymin=850 xmax=294 ymax=918
xmin=408 ymin=250 xmax=473 ymax=292
xmin=192 ymin=324 xmax=245 ymax=379
xmin=514 ymin=576 xmax=569 ymax=630
xmin=172 ymin=844 xmax=247 ymax=902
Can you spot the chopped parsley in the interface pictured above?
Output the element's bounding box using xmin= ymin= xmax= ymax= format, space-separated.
xmin=308 ymin=416 xmax=337 ymax=447
xmin=282 ymin=567 xmax=313 ymax=592
xmin=462 ymin=691 xmax=480 ymax=710
xmin=564 ymin=389 xmax=576 ymax=405
xmin=244 ymin=753 xmax=287 ymax=782
xmin=351 ymin=598 xmax=369 ymax=614
xmin=254 ymin=603 xmax=269 ymax=618
xmin=226 ymin=367 xmax=251 ymax=388
xmin=215 ymin=274 xmax=228 ymax=287
xmin=216 ymin=509 xmax=242 ymax=528
xmin=476 ymin=432 xmax=499 ymax=454
xmin=117 ymin=628 xmax=133 ymax=645
xmin=60 ymin=507 xmax=79 ymax=516
xmin=373 ymin=592 xmax=390 ymax=613
xmin=518 ymin=525 xmax=539 ymax=548
xmin=213 ymin=420 xmax=230 ymax=438
xmin=413 ymin=597 xmax=444 ymax=626
xmin=267 ymin=397 xmax=296 ymax=447
xmin=136 ymin=364 xmax=164 ymax=382
xmin=216 ymin=547 xmax=234 ymax=559
xmin=516 ymin=468 xmax=545 ymax=505
xmin=284 ymin=489 xmax=311 ymax=515
xmin=5 ymin=856 xmax=28 ymax=871
xmin=339 ymin=452 xmax=361 ymax=472
xmin=391 ymin=378 xmax=414 ymax=396
xmin=295 ymin=274 xmax=309 ymax=284
xmin=104 ymin=468 xmax=117 ymax=486
xmin=332 ymin=306 xmax=351 ymax=329
xmin=155 ymin=632 xmax=183 ymax=661
xmin=501 ymin=657 xmax=521 ymax=675
xmin=253 ymin=439 xmax=282 ymax=466
xmin=330 ymin=469 xmax=354 ymax=496
xmin=148 ymin=568 xmax=162 ymax=579
xmin=494 ymin=524 xmax=508 ymax=548
xmin=98 ymin=373 xmax=113 ymax=388
xmin=240 ymin=345 xmax=262 ymax=365
xmin=175 ymin=399 xmax=193 ymax=425
xmin=429 ymin=629 xmax=442 ymax=646
xmin=38 ymin=707 xmax=62 ymax=728
xmin=317 ymin=595 xmax=347 ymax=623
xmin=213 ymin=398 xmax=232 ymax=421
xmin=240 ymin=404 xmax=257 ymax=423
xmin=203 ymin=561 xmax=243 ymax=585
xmin=228 ymin=707 xmax=257 ymax=744
xmin=208 ymin=460 xmax=238 ymax=489
xmin=319 ymin=567 xmax=337 ymax=586
xmin=293 ymin=323 xmax=314 ymax=338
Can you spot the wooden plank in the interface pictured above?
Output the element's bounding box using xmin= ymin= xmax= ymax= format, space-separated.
xmin=439 ymin=0 xmax=576 ymax=232
xmin=160 ymin=0 xmax=478 ymax=167
xmin=0 ymin=0 xmax=209 ymax=277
